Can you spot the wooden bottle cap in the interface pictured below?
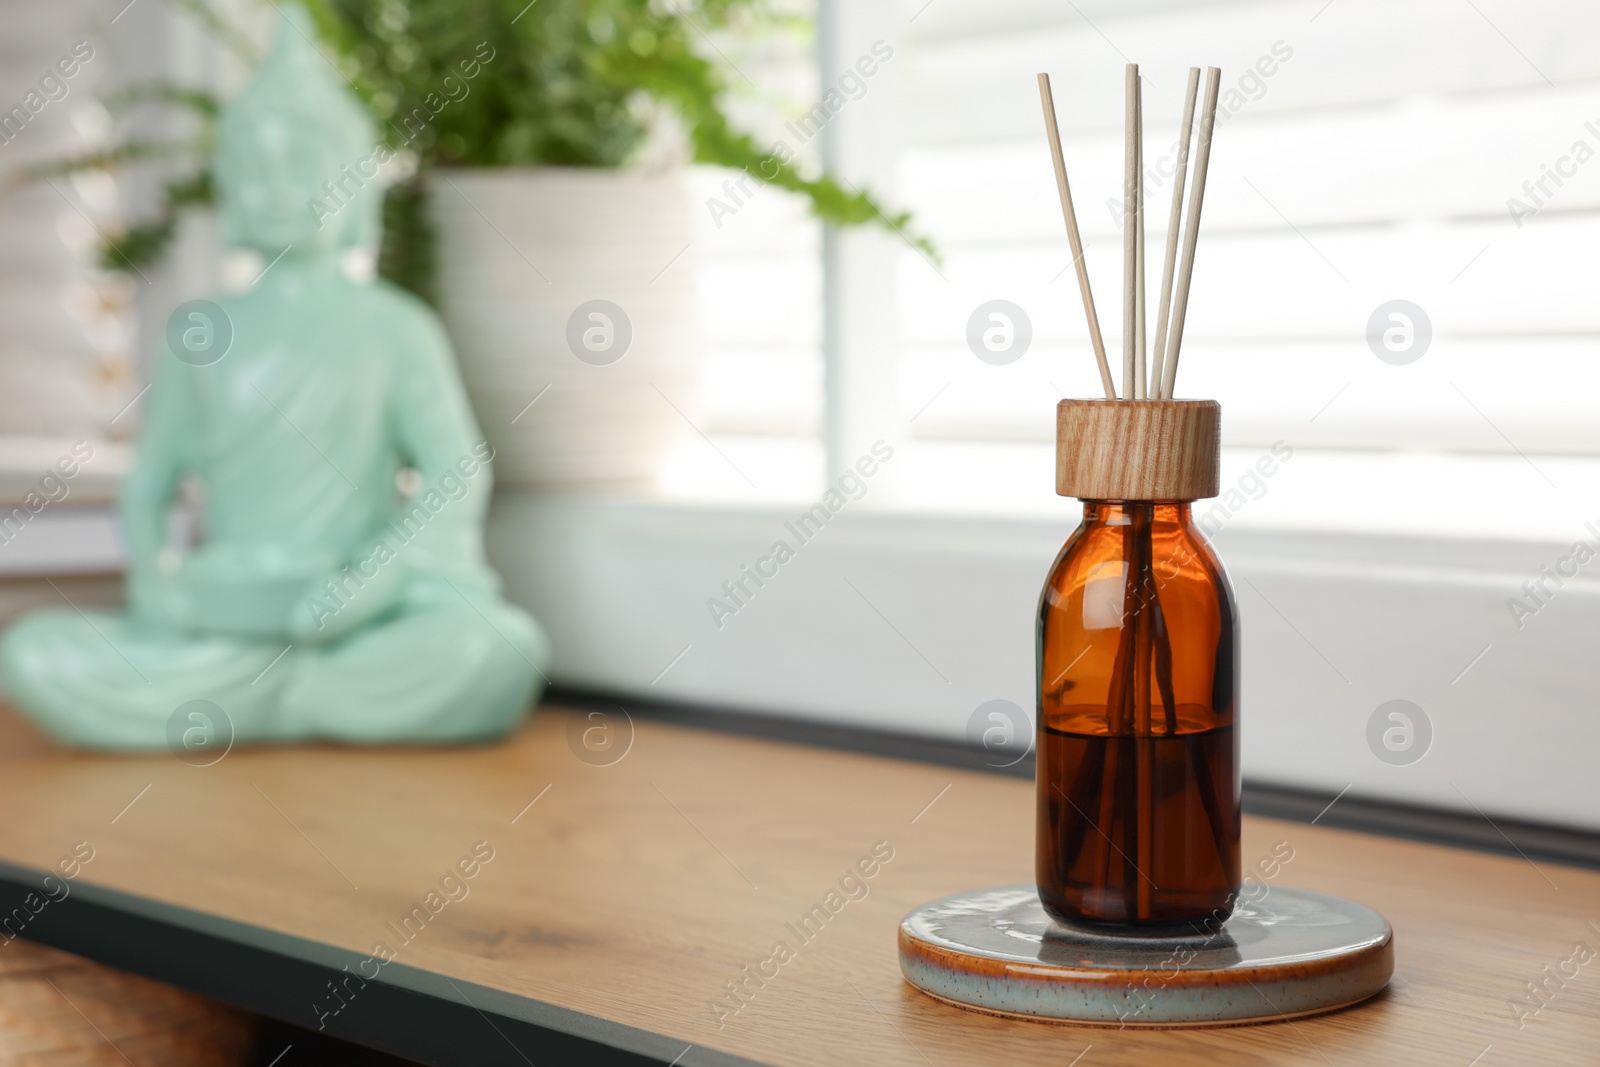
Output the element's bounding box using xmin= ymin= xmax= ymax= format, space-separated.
xmin=1056 ymin=399 xmax=1220 ymax=501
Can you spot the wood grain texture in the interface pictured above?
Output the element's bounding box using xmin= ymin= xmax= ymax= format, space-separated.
xmin=0 ymin=705 xmax=1592 ymax=1066
xmin=1056 ymin=399 xmax=1221 ymax=500
xmin=0 ymin=940 xmax=253 ymax=1063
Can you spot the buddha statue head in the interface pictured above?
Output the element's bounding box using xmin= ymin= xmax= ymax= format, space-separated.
xmin=215 ymin=3 xmax=381 ymax=255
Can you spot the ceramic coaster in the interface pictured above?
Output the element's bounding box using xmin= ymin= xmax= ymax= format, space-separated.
xmin=898 ymin=884 xmax=1392 ymax=1027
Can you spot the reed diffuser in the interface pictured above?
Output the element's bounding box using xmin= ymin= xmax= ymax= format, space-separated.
xmin=1035 ymin=65 xmax=1239 ymax=926
xmin=898 ymin=64 xmax=1392 ymax=1026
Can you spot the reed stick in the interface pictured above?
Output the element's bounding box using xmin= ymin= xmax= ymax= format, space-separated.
xmin=1055 ymin=738 xmax=1108 ymax=876
xmin=1037 ymin=73 xmax=1117 ymax=401
xmin=1187 ymin=728 xmax=1233 ymax=876
xmin=1097 ymin=522 xmax=1136 ymax=897
xmin=1159 ymin=66 xmax=1221 ymax=401
xmin=1149 ymin=584 xmax=1178 ymax=736
xmin=1133 ymin=72 xmax=1146 ymax=400
xmin=1148 ymin=68 xmax=1201 ymax=401
xmin=1130 ymin=506 xmax=1154 ymax=918
xmin=1121 ymin=64 xmax=1138 ymax=399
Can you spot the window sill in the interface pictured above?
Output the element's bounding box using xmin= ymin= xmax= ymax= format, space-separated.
xmin=487 ymin=491 xmax=1599 ymax=834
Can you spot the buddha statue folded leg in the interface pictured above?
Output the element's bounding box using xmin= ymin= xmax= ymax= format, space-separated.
xmin=280 ymin=597 xmax=549 ymax=744
xmin=2 ymin=598 xmax=548 ymax=748
xmin=0 ymin=610 xmax=294 ymax=749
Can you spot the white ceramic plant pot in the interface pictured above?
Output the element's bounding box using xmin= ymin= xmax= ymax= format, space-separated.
xmin=429 ymin=167 xmax=698 ymax=491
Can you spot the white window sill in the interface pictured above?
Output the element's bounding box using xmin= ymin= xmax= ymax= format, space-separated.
xmin=487 ymin=491 xmax=1600 ymax=834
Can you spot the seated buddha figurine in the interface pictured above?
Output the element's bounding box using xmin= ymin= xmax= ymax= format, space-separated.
xmin=0 ymin=8 xmax=549 ymax=748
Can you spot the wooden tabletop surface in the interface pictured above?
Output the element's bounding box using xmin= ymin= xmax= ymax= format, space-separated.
xmin=0 ymin=704 xmax=1593 ymax=1066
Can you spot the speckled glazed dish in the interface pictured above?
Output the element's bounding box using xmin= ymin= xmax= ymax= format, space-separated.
xmin=898 ymin=884 xmax=1393 ymax=1027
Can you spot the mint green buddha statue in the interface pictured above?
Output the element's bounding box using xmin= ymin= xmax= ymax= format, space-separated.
xmin=0 ymin=7 xmax=549 ymax=748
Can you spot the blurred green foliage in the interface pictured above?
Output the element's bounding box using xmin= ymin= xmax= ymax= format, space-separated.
xmin=39 ymin=0 xmax=931 ymax=299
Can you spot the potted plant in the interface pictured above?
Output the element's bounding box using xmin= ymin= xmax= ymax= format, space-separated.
xmin=43 ymin=0 xmax=928 ymax=490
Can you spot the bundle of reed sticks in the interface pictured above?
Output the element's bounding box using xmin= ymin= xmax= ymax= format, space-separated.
xmin=1038 ymin=65 xmax=1232 ymax=926
xmin=1038 ymin=64 xmax=1222 ymax=401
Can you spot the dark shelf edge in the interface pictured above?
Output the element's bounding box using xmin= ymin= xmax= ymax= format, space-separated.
xmin=1238 ymin=781 xmax=1600 ymax=873
xmin=0 ymin=859 xmax=760 ymax=1067
xmin=551 ymin=686 xmax=1600 ymax=873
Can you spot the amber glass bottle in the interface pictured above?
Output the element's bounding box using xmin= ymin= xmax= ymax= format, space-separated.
xmin=1037 ymin=402 xmax=1240 ymax=927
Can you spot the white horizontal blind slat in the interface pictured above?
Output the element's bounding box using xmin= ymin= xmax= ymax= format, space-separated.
xmin=899 ymin=0 xmax=1597 ymax=145
xmin=885 ymin=0 xmax=1600 ymax=462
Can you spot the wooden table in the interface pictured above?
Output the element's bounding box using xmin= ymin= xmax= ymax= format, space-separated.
xmin=0 ymin=705 xmax=1593 ymax=1066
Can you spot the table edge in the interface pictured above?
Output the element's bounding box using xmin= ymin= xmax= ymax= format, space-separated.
xmin=0 ymin=859 xmax=763 ymax=1067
